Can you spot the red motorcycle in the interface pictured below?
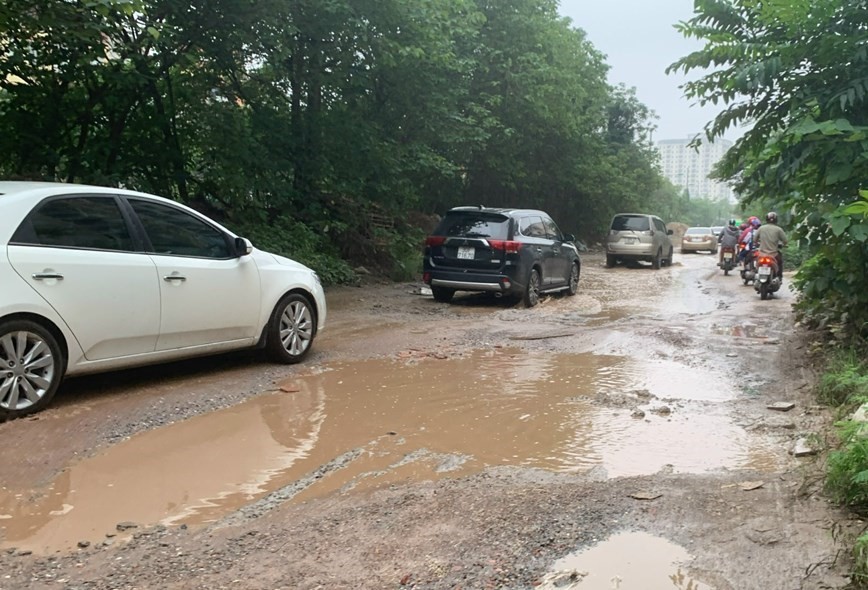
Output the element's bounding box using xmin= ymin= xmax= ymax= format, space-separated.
xmin=754 ymin=254 xmax=782 ymax=300
xmin=739 ymin=244 xmax=757 ymax=285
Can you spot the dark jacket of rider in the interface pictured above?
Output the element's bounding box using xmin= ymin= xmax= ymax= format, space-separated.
xmin=718 ymin=225 xmax=740 ymax=248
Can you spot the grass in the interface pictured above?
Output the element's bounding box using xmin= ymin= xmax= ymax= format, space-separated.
xmin=820 ymin=348 xmax=868 ymax=586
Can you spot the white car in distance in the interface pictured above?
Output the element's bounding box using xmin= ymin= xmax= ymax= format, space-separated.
xmin=0 ymin=182 xmax=326 ymax=420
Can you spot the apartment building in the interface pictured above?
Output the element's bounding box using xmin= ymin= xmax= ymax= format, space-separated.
xmin=656 ymin=136 xmax=735 ymax=202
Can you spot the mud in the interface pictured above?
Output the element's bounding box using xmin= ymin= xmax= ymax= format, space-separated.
xmin=0 ymin=252 xmax=859 ymax=589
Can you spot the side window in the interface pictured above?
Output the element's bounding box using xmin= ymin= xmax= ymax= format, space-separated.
xmin=519 ymin=216 xmax=546 ymax=238
xmin=11 ymin=196 xmax=134 ymax=251
xmin=654 ymin=218 xmax=666 ymax=233
xmin=129 ymin=199 xmax=230 ymax=259
xmin=542 ymin=217 xmax=562 ymax=240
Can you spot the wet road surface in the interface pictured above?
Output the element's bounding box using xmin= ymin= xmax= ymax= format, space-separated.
xmin=0 ymin=251 xmax=804 ymax=558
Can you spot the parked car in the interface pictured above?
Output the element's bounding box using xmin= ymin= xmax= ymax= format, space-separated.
xmin=0 ymin=182 xmax=326 ymax=420
xmin=422 ymin=206 xmax=580 ymax=307
xmin=605 ymin=213 xmax=673 ymax=269
xmin=681 ymin=226 xmax=718 ymax=254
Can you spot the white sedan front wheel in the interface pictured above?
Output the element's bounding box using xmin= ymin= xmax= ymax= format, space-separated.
xmin=0 ymin=320 xmax=63 ymax=421
xmin=266 ymin=294 xmax=316 ymax=364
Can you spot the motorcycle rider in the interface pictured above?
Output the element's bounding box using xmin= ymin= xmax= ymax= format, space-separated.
xmin=740 ymin=217 xmax=760 ymax=246
xmin=754 ymin=211 xmax=788 ymax=279
xmin=717 ymin=219 xmax=740 ymax=266
xmin=737 ymin=218 xmax=760 ymax=265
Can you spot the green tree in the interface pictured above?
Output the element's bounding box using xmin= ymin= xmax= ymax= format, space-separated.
xmin=0 ymin=0 xmax=673 ymax=278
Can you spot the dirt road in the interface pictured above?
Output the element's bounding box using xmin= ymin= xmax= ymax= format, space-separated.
xmin=0 ymin=252 xmax=858 ymax=589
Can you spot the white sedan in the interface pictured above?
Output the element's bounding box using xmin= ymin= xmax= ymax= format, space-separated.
xmin=0 ymin=182 xmax=326 ymax=420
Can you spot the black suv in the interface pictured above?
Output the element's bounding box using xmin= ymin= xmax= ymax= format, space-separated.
xmin=422 ymin=206 xmax=580 ymax=307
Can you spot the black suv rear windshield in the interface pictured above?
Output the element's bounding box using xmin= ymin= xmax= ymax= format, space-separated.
xmin=434 ymin=211 xmax=511 ymax=239
xmin=611 ymin=215 xmax=650 ymax=232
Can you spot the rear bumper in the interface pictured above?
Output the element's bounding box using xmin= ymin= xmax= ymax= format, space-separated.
xmin=606 ymin=243 xmax=655 ymax=259
xmin=430 ymin=278 xmax=502 ymax=291
xmin=426 ymin=269 xmax=524 ymax=295
xmin=681 ymin=242 xmax=716 ymax=251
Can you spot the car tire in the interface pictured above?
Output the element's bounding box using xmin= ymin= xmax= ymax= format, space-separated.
xmin=266 ymin=293 xmax=316 ymax=364
xmin=605 ymin=254 xmax=616 ymax=268
xmin=567 ymin=262 xmax=580 ymax=296
xmin=0 ymin=319 xmax=64 ymax=421
xmin=664 ymin=247 xmax=674 ymax=266
xmin=523 ymin=268 xmax=541 ymax=307
xmin=431 ymin=287 xmax=455 ymax=303
xmin=651 ymin=249 xmax=662 ymax=269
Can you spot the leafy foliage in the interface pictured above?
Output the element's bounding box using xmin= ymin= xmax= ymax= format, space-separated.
xmin=827 ymin=425 xmax=868 ymax=508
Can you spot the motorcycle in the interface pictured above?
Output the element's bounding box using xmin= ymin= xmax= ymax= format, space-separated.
xmin=719 ymin=246 xmax=736 ymax=275
xmin=754 ymin=254 xmax=782 ymax=300
xmin=739 ymin=244 xmax=757 ymax=285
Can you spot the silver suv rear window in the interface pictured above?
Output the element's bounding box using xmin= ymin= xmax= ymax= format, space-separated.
xmin=611 ymin=215 xmax=650 ymax=232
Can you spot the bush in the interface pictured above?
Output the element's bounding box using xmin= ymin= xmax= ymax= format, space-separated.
xmin=783 ymin=240 xmax=808 ymax=270
xmin=384 ymin=227 xmax=425 ymax=282
xmin=854 ymin=532 xmax=868 ymax=586
xmin=827 ymin=423 xmax=868 ymax=507
xmin=818 ymin=350 xmax=868 ymax=408
xmin=793 ymin=242 xmax=868 ymax=343
xmin=824 ymin=350 xmax=868 ymax=513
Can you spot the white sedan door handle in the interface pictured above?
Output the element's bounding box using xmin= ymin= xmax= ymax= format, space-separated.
xmin=32 ymin=273 xmax=64 ymax=281
xmin=163 ymin=274 xmax=187 ymax=282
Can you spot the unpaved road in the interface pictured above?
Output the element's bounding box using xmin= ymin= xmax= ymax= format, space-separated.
xmin=0 ymin=252 xmax=859 ymax=589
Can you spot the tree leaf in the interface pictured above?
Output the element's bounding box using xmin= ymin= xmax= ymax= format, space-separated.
xmin=830 ymin=215 xmax=851 ymax=237
xmin=847 ymin=223 xmax=868 ymax=242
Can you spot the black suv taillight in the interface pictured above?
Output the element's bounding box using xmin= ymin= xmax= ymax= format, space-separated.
xmin=489 ymin=240 xmax=522 ymax=254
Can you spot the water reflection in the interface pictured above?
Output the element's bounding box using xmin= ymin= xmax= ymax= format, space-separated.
xmin=547 ymin=531 xmax=714 ymax=590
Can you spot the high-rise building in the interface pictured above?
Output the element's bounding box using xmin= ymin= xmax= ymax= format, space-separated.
xmin=656 ymin=137 xmax=735 ymax=202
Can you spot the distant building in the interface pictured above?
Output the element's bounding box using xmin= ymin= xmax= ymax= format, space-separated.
xmin=656 ymin=137 xmax=736 ymax=202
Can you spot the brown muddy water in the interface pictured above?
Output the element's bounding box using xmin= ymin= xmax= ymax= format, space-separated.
xmin=543 ymin=531 xmax=714 ymax=589
xmin=0 ymin=348 xmax=780 ymax=553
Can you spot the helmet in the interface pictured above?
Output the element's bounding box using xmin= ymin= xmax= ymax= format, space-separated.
xmin=748 ymin=216 xmax=759 ymax=224
xmin=739 ymin=223 xmax=748 ymax=230
xmin=728 ymin=219 xmax=737 ymax=227
xmin=751 ymin=218 xmax=761 ymax=228
xmin=766 ymin=211 xmax=778 ymax=223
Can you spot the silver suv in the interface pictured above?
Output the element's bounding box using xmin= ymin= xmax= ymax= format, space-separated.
xmin=605 ymin=213 xmax=673 ymax=269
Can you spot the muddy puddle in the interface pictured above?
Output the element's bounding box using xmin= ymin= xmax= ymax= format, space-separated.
xmin=0 ymin=349 xmax=781 ymax=553
xmin=542 ymin=531 xmax=713 ymax=589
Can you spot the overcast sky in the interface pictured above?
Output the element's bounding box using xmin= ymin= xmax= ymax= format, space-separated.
xmin=557 ymin=0 xmax=737 ymax=142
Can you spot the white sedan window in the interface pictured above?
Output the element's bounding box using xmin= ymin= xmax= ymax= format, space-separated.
xmin=129 ymin=199 xmax=231 ymax=259
xmin=12 ymin=196 xmax=134 ymax=251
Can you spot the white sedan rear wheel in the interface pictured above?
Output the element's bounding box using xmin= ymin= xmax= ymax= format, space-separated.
xmin=0 ymin=320 xmax=63 ymax=421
